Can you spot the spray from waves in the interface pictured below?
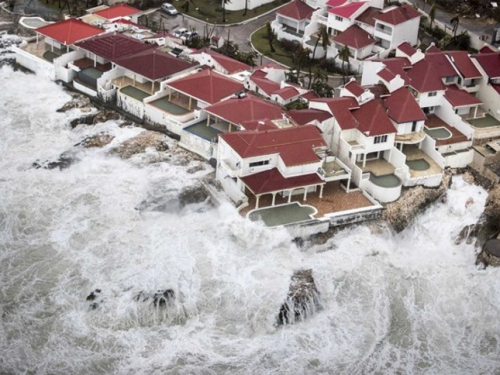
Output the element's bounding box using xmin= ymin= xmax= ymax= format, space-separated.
xmin=1 ymin=55 xmax=500 ymax=374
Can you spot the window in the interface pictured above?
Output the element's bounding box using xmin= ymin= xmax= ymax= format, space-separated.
xmin=374 ymin=135 xmax=388 ymax=144
xmin=250 ymin=160 xmax=270 ymax=167
xmin=335 ymin=15 xmax=343 ymax=21
xmin=445 ymin=76 xmax=455 ymax=83
xmin=428 ymin=91 xmax=437 ymax=97
xmin=411 ymin=121 xmax=417 ymax=132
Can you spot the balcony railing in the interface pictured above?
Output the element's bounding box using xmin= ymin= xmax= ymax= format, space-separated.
xmin=375 ymin=27 xmax=392 ymax=35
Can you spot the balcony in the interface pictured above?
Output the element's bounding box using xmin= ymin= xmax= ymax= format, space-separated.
xmin=395 ymin=130 xmax=426 ymax=144
xmin=221 ymin=158 xmax=239 ymax=177
xmin=317 ymin=157 xmax=351 ymax=182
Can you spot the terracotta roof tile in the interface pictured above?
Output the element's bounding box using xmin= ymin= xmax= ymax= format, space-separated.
xmin=94 ymin=4 xmax=140 ymax=20
xmin=326 ymin=0 xmax=348 ymax=6
xmin=288 ymin=108 xmax=332 ymax=125
xmin=75 ymin=33 xmax=154 ymax=61
xmin=446 ymin=51 xmax=481 ymax=79
xmin=425 ymin=52 xmax=458 ymax=78
xmin=355 ymin=6 xmax=380 ymax=26
xmin=277 ymin=0 xmax=315 ymax=20
xmin=36 ymin=18 xmax=103 ymax=46
xmin=334 ymin=25 xmax=375 ymax=49
xmin=198 ymin=48 xmax=251 ymax=74
xmin=471 ymin=52 xmax=500 ymax=79
xmin=397 ymin=41 xmax=416 ymax=56
xmin=241 ymin=168 xmax=324 ymax=195
xmin=274 ymin=86 xmax=300 ymax=100
xmin=345 ymin=80 xmax=365 ymax=96
xmin=383 ymin=87 xmax=426 ymax=123
xmin=114 ymin=49 xmax=197 ymax=81
xmin=407 ymin=60 xmax=445 ymax=93
xmin=221 ymin=125 xmax=326 ymax=166
xmin=328 ymin=1 xmax=367 ymax=18
xmin=352 ymin=99 xmax=397 ymax=136
xmin=444 ymin=86 xmax=482 ymax=107
xmin=206 ymin=94 xmax=284 ymax=126
xmin=373 ymin=4 xmax=420 ymax=25
xmin=167 ymin=69 xmax=243 ymax=104
xmin=311 ymin=97 xmax=359 ymax=129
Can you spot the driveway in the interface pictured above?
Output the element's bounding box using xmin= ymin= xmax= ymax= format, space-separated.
xmin=151 ymin=8 xmax=278 ymax=52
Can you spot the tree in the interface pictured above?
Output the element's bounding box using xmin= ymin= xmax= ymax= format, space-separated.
xmin=266 ymin=21 xmax=276 ymax=53
xmin=450 ymin=14 xmax=459 ymax=38
xmin=311 ymin=68 xmax=333 ymax=97
xmin=429 ymin=3 xmax=437 ymax=30
xmin=222 ymin=0 xmax=231 ymax=23
xmin=243 ymin=0 xmax=248 ymax=16
xmin=292 ymin=45 xmax=312 ymax=84
xmin=309 ymin=25 xmax=330 ymax=88
xmin=337 ymin=45 xmax=351 ymax=84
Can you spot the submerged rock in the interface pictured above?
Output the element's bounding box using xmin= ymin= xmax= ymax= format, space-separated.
xmin=134 ymin=289 xmax=175 ymax=307
xmin=32 ymin=151 xmax=76 ymax=170
xmin=178 ymin=183 xmax=209 ymax=207
xmin=455 ymin=224 xmax=478 ymax=245
xmin=110 ymin=131 xmax=169 ymax=159
xmin=92 ymin=110 xmax=121 ymax=125
xmin=277 ymin=269 xmax=321 ymax=325
xmin=476 ymin=239 xmax=500 ymax=267
xmin=57 ymin=93 xmax=92 ymax=113
xmin=75 ymin=133 xmax=115 ymax=149
xmin=383 ymin=169 xmax=452 ymax=233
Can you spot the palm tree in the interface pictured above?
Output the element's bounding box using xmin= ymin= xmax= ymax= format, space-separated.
xmin=222 ymin=0 xmax=231 ymax=23
xmin=266 ymin=21 xmax=276 ymax=53
xmin=429 ymin=3 xmax=437 ymax=30
xmin=337 ymin=45 xmax=350 ymax=84
xmin=243 ymin=0 xmax=248 ymax=16
xmin=450 ymin=14 xmax=460 ymax=38
xmin=308 ymin=25 xmax=331 ymax=88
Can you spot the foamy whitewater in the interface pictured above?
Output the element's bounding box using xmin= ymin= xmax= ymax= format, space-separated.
xmin=1 ymin=41 xmax=500 ymax=375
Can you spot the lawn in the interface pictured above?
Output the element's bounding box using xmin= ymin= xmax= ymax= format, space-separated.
xmin=251 ymin=25 xmax=293 ymax=67
xmin=173 ymin=0 xmax=288 ymax=24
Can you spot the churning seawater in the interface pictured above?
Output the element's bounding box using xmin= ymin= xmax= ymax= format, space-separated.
xmin=1 ymin=40 xmax=500 ymax=375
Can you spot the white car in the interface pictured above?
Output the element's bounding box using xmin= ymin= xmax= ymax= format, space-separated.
xmin=161 ymin=3 xmax=178 ymax=16
xmin=173 ymin=28 xmax=188 ymax=38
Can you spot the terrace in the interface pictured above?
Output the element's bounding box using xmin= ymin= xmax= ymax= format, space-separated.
xmin=111 ymin=76 xmax=160 ymax=96
xmin=240 ymin=181 xmax=374 ymax=219
xmin=71 ymin=58 xmax=112 ymax=89
xmin=425 ymin=114 xmax=469 ymax=147
xmin=21 ymin=38 xmax=62 ymax=62
xmin=184 ymin=119 xmax=221 ymax=142
xmin=356 ymin=158 xmax=395 ymax=176
xmin=402 ymin=144 xmax=442 ymax=178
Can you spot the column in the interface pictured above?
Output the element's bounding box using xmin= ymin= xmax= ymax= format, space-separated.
xmin=188 ymin=97 xmax=192 ymax=110
xmin=474 ymin=106 xmax=478 ymax=118
xmin=288 ymin=190 xmax=293 ymax=203
xmin=319 ymin=184 xmax=324 ymax=199
xmin=255 ymin=195 xmax=260 ymax=209
xmin=303 ymin=188 xmax=307 ymax=201
xmin=272 ymin=193 xmax=276 ymax=206
xmin=363 ymin=153 xmax=367 ymax=168
xmin=347 ymin=177 xmax=351 ymax=192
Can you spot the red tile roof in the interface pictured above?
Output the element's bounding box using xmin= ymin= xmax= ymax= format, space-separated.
xmin=472 ymin=52 xmax=500 ymax=79
xmin=444 ymin=86 xmax=482 ymax=107
xmin=311 ymin=97 xmax=359 ymax=129
xmin=326 ymin=0 xmax=348 ymax=6
xmin=239 ymin=119 xmax=279 ymax=131
xmin=75 ymin=33 xmax=154 ymax=61
xmin=198 ymin=48 xmax=251 ymax=74
xmin=446 ymin=51 xmax=481 ymax=79
xmin=241 ymin=168 xmax=324 ymax=195
xmin=383 ymin=87 xmax=426 ymax=123
xmin=480 ymin=45 xmax=497 ymax=54
xmin=352 ymin=99 xmax=397 ymax=136
xmin=94 ymin=4 xmax=140 ymax=20
xmin=407 ymin=60 xmax=445 ymax=93
xmin=205 ymin=94 xmax=284 ymax=126
xmin=425 ymin=44 xmax=440 ymax=53
xmin=328 ymin=1 xmax=367 ymax=18
xmin=378 ymin=68 xmax=396 ymax=82
xmin=114 ymin=49 xmax=197 ymax=81
xmin=274 ymin=86 xmax=300 ymax=100
xmin=113 ymin=19 xmax=149 ymax=30
xmin=300 ymin=91 xmax=320 ymax=101
xmin=397 ymin=41 xmax=416 ymax=56
xmin=355 ymin=6 xmax=380 ymax=26
xmin=277 ymin=0 xmax=315 ymax=20
xmin=425 ymin=52 xmax=458 ymax=79
xmin=344 ymin=80 xmax=365 ymax=96
xmin=221 ymin=125 xmax=326 ymax=166
xmin=334 ymin=25 xmax=375 ymax=49
xmin=375 ymin=58 xmax=412 ymax=85
xmin=288 ymin=108 xmax=332 ymax=125
xmin=167 ymin=69 xmax=243 ymax=104
xmin=250 ymin=70 xmax=281 ymax=95
xmin=36 ymin=18 xmax=103 ymax=46
xmin=373 ymin=4 xmax=421 ymax=25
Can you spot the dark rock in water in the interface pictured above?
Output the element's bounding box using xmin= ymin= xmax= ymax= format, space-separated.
xmin=57 ymin=94 xmax=91 ymax=113
xmin=209 ymin=158 xmax=217 ymax=168
xmin=277 ymin=269 xmax=321 ymax=325
xmin=110 ymin=131 xmax=169 ymax=159
xmin=476 ymin=239 xmax=500 ymax=267
xmin=70 ymin=114 xmax=96 ymax=128
xmin=75 ymin=133 xmax=115 ymax=148
xmin=89 ymin=302 xmax=99 ymax=310
xmin=33 ymin=152 xmax=75 ymax=170
xmin=153 ymin=289 xmax=175 ymax=308
xmin=178 ymin=184 xmax=209 ymax=207
xmin=86 ymin=289 xmax=102 ymax=301
xmin=137 ymin=196 xmax=180 ymax=213
xmin=134 ymin=291 xmax=150 ymax=302
xmin=455 ymin=224 xmax=478 ymax=245
xmin=92 ymin=110 xmax=121 ymax=125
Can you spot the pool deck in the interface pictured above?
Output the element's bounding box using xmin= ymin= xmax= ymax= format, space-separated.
xmin=120 ymin=86 xmax=151 ymax=101
xmin=112 ymin=76 xmax=159 ymax=95
xmin=357 ymin=159 xmax=395 ymax=176
xmin=425 ymin=115 xmax=469 ymax=146
xmin=149 ymin=97 xmax=190 ymax=115
xmin=240 ymin=181 xmax=375 ymax=219
xmin=184 ymin=120 xmax=221 ymax=141
xmin=403 ymin=144 xmax=442 ymax=178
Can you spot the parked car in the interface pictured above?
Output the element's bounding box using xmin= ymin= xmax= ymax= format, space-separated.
xmin=161 ymin=3 xmax=178 ymax=15
xmin=181 ymin=31 xmax=198 ymax=41
xmin=173 ymin=28 xmax=188 ymax=38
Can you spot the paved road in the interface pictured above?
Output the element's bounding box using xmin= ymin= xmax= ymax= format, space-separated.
xmin=151 ymin=9 xmax=277 ymax=53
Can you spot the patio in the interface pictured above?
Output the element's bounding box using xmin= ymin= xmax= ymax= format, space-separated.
xmin=248 ymin=202 xmax=316 ymax=227
xmin=120 ymin=86 xmax=151 ymax=101
xmin=149 ymin=97 xmax=191 ymax=115
xmin=184 ymin=120 xmax=221 ymax=141
xmin=402 ymin=144 xmax=442 ymax=178
xmin=425 ymin=114 xmax=468 ymax=146
xmin=468 ymin=114 xmax=500 ymax=128
xmin=356 ymin=158 xmax=395 ymax=176
xmin=21 ymin=39 xmax=61 ymax=61
xmin=240 ymin=181 xmax=374 ymax=219
xmin=111 ymin=76 xmax=160 ymax=95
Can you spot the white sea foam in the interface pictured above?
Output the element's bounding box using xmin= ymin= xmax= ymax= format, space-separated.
xmin=1 ymin=44 xmax=500 ymax=374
